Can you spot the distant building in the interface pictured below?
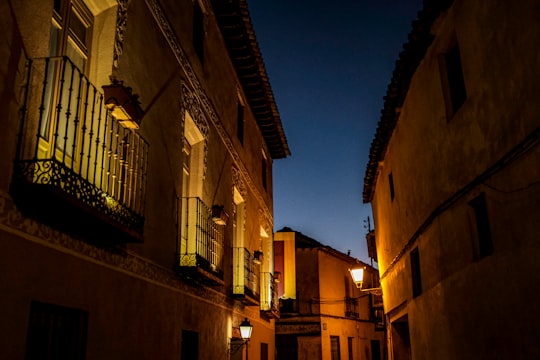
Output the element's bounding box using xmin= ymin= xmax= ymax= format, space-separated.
xmin=274 ymin=228 xmax=384 ymax=360
xmin=0 ymin=0 xmax=288 ymax=359
xmin=363 ymin=0 xmax=540 ymax=359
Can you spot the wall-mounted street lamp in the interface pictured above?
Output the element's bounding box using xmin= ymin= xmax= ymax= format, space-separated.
xmin=349 ymin=267 xmax=365 ymax=289
xmin=349 ymin=266 xmax=382 ymax=296
xmin=239 ymin=318 xmax=253 ymax=340
xmin=230 ymin=318 xmax=253 ymax=359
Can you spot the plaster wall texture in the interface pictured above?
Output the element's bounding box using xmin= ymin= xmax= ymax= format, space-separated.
xmin=370 ymin=0 xmax=540 ymax=358
xmin=0 ymin=0 xmax=282 ymax=358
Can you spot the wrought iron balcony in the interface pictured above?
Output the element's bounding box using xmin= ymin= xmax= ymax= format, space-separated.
xmin=233 ymin=247 xmax=260 ymax=304
xmin=178 ymin=197 xmax=224 ymax=283
xmin=279 ymin=298 xmax=299 ymax=314
xmin=11 ymin=56 xmax=148 ymax=243
xmin=260 ymin=272 xmax=279 ymax=319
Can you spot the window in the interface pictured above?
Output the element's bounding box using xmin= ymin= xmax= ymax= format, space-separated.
xmin=40 ymin=0 xmax=93 ymax=158
xmin=25 ymin=301 xmax=88 ymax=360
xmin=193 ymin=1 xmax=204 ymax=62
xmin=388 ymin=172 xmax=395 ymax=201
xmin=348 ymin=337 xmax=354 ymax=360
xmin=11 ymin=0 xmax=149 ymax=239
xmin=181 ymin=330 xmax=199 ymax=360
xmin=371 ymin=340 xmax=381 ymax=360
xmin=179 ymin=112 xmax=221 ymax=272
xmin=440 ymin=41 xmax=467 ymax=118
xmin=262 ymin=151 xmax=268 ymax=191
xmin=331 ymin=336 xmax=341 ymax=360
xmin=391 ymin=315 xmax=411 ymax=360
xmin=410 ymin=247 xmax=422 ymax=298
xmin=237 ymin=99 xmax=245 ymax=144
xmin=469 ymin=193 xmax=493 ymax=258
xmin=233 ymin=187 xmax=248 ymax=295
xmin=261 ymin=342 xmax=269 ymax=360
xmin=180 ymin=112 xmax=206 ymax=264
xmin=182 ymin=112 xmax=205 ymax=197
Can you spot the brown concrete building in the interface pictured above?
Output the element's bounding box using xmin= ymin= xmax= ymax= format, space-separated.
xmin=0 ymin=0 xmax=288 ymax=358
xmin=363 ymin=0 xmax=540 ymax=359
xmin=274 ymin=228 xmax=385 ymax=360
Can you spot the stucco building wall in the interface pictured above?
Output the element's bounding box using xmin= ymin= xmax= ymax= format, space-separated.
xmin=275 ymin=230 xmax=385 ymax=360
xmin=364 ymin=0 xmax=540 ymax=359
xmin=0 ymin=0 xmax=287 ymax=358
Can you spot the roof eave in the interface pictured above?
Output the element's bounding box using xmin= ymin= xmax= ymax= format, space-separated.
xmin=211 ymin=0 xmax=290 ymax=159
xmin=362 ymin=0 xmax=454 ymax=203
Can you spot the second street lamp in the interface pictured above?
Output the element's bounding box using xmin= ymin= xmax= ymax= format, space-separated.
xmin=239 ymin=318 xmax=253 ymax=360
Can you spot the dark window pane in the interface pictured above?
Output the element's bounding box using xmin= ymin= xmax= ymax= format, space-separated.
xmin=193 ymin=1 xmax=204 ymax=62
xmin=70 ymin=10 xmax=87 ymax=47
xmin=25 ymin=301 xmax=88 ymax=360
xmin=331 ymin=336 xmax=341 ymax=360
xmin=237 ymin=102 xmax=244 ymax=144
xmin=411 ymin=247 xmax=422 ymax=298
xmin=388 ymin=173 xmax=395 ymax=201
xmin=445 ymin=43 xmax=466 ymax=115
xmin=181 ymin=330 xmax=199 ymax=360
xmin=261 ymin=342 xmax=268 ymax=360
xmin=371 ymin=340 xmax=381 ymax=360
xmin=469 ymin=193 xmax=493 ymax=258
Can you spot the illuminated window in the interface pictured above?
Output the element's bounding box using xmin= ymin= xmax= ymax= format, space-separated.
xmin=25 ymin=301 xmax=88 ymax=360
xmin=469 ymin=193 xmax=493 ymax=258
xmin=233 ymin=187 xmax=247 ymax=295
xmin=440 ymin=40 xmax=467 ymax=119
xmin=180 ymin=111 xmax=206 ymax=266
xmin=40 ymin=0 xmax=93 ymax=156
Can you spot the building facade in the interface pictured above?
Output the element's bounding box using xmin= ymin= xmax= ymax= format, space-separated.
xmin=274 ymin=228 xmax=384 ymax=360
xmin=0 ymin=0 xmax=288 ymax=359
xmin=363 ymin=0 xmax=540 ymax=359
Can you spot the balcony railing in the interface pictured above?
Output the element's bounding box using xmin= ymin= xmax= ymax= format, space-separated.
xmin=233 ymin=247 xmax=259 ymax=302
xmin=370 ymin=293 xmax=385 ymax=331
xmin=12 ymin=56 xmax=148 ymax=242
xmin=279 ymin=298 xmax=299 ymax=314
xmin=178 ymin=197 xmax=224 ymax=279
xmin=260 ymin=272 xmax=279 ymax=318
xmin=371 ymin=293 xmax=383 ymax=308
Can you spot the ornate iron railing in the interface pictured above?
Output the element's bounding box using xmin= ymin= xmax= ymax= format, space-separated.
xmin=178 ymin=197 xmax=223 ymax=276
xmin=233 ymin=247 xmax=259 ymax=298
xmin=279 ymin=298 xmax=299 ymax=314
xmin=13 ymin=56 xmax=148 ymax=236
xmin=260 ymin=272 xmax=279 ymax=318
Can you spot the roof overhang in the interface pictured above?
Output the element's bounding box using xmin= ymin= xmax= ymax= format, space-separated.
xmin=211 ymin=0 xmax=290 ymax=159
xmin=362 ymin=0 xmax=454 ymax=203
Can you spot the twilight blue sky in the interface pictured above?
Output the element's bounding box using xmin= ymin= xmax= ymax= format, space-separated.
xmin=248 ymin=0 xmax=422 ymax=262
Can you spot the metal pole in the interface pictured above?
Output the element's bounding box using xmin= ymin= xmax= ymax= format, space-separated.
xmin=245 ymin=340 xmax=248 ymax=360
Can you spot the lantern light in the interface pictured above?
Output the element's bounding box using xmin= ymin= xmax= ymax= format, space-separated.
xmin=239 ymin=318 xmax=253 ymax=340
xmin=349 ymin=267 xmax=365 ymax=288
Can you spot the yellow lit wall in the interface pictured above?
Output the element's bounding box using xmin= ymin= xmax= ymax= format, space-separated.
xmin=274 ymin=231 xmax=296 ymax=299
